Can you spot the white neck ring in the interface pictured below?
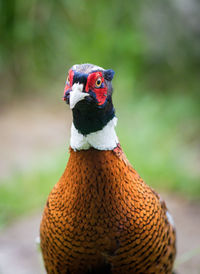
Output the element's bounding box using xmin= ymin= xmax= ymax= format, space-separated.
xmin=70 ymin=117 xmax=118 ymax=151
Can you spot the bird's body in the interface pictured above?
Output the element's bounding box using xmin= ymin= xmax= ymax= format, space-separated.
xmin=40 ymin=64 xmax=176 ymax=273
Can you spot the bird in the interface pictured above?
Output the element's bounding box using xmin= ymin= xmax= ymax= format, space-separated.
xmin=40 ymin=63 xmax=176 ymax=274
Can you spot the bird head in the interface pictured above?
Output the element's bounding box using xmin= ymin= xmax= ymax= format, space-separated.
xmin=63 ymin=64 xmax=115 ymax=136
xmin=63 ymin=63 xmax=115 ymax=108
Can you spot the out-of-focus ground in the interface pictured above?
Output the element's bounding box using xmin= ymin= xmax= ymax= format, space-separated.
xmin=0 ymin=99 xmax=71 ymax=180
xmin=0 ymin=102 xmax=200 ymax=274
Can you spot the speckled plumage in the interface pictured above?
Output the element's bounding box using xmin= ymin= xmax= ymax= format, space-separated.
xmin=40 ymin=63 xmax=176 ymax=273
xmin=40 ymin=146 xmax=176 ymax=273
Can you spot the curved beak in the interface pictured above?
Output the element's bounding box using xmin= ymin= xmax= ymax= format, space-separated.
xmin=63 ymin=83 xmax=89 ymax=109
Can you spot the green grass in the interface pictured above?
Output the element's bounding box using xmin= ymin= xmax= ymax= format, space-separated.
xmin=0 ymin=151 xmax=68 ymax=229
xmin=0 ymin=87 xmax=200 ymax=228
xmin=115 ymin=82 xmax=200 ymax=198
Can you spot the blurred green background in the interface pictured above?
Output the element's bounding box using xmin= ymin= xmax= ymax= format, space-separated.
xmin=0 ymin=0 xmax=200 ymax=228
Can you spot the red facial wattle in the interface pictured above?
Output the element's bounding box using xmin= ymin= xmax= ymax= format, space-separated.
xmin=63 ymin=70 xmax=108 ymax=106
xmin=85 ymin=72 xmax=108 ymax=106
xmin=63 ymin=70 xmax=74 ymax=101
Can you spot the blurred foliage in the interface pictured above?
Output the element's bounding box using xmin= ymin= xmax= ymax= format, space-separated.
xmin=116 ymin=84 xmax=200 ymax=198
xmin=0 ymin=0 xmax=200 ymax=100
xmin=0 ymin=151 xmax=67 ymax=228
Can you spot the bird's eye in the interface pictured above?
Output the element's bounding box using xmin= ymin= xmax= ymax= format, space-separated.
xmin=66 ymin=75 xmax=70 ymax=83
xmin=95 ymin=77 xmax=102 ymax=88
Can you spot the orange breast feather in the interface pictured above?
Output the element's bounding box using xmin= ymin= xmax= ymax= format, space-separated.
xmin=40 ymin=146 xmax=176 ymax=274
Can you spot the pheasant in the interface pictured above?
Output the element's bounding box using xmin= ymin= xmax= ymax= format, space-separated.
xmin=40 ymin=63 xmax=176 ymax=274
